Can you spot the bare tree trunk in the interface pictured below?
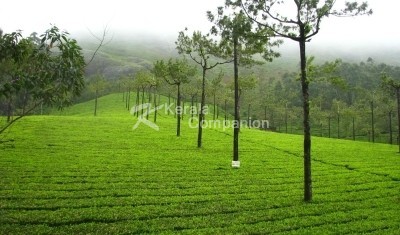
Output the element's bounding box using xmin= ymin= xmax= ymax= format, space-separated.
xmin=337 ymin=112 xmax=340 ymax=139
xmin=94 ymin=89 xmax=98 ymax=116
xmin=285 ymin=105 xmax=288 ymax=133
xmin=353 ymin=117 xmax=356 ymax=141
xmin=371 ymin=100 xmax=375 ymax=143
xmin=397 ymin=88 xmax=400 ymax=152
xmin=168 ymin=93 xmax=171 ymax=115
xmin=247 ymin=103 xmax=251 ymax=128
xmin=224 ymin=99 xmax=227 ymax=124
xmin=141 ymin=88 xmax=145 ymax=116
xmin=154 ymin=94 xmax=159 ymax=124
xmin=127 ymin=89 xmax=131 ymax=110
xmin=233 ymin=36 xmax=240 ymax=162
xmin=147 ymin=87 xmax=151 ymax=120
xmin=320 ymin=123 xmax=323 ymax=137
xmin=177 ymin=84 xmax=181 ymax=137
xmin=299 ymin=38 xmax=312 ymax=202
xmin=125 ymin=88 xmax=129 ymax=109
xmin=135 ymin=88 xmax=140 ymax=117
xmin=197 ymin=67 xmax=207 ymax=148
xmin=389 ymin=111 xmax=393 ymax=144
xmin=328 ymin=115 xmax=331 ymax=138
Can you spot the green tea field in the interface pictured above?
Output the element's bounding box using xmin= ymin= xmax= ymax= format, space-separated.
xmin=0 ymin=93 xmax=399 ymax=234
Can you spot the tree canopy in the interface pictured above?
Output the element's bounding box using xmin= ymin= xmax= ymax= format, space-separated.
xmin=0 ymin=26 xmax=86 ymax=134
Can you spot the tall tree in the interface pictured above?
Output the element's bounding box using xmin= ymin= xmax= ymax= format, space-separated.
xmin=0 ymin=26 xmax=86 ymax=135
xmin=176 ymin=30 xmax=232 ymax=148
xmin=154 ymin=59 xmax=196 ymax=137
xmin=208 ymin=8 xmax=280 ymax=167
xmin=87 ymin=73 xmax=108 ymax=116
xmin=228 ymin=0 xmax=372 ymax=201
xmin=134 ymin=70 xmax=155 ymax=118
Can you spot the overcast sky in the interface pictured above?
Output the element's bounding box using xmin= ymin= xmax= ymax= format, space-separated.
xmin=1 ymin=0 xmax=399 ymax=48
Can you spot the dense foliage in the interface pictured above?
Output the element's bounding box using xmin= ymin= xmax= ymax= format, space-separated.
xmin=0 ymin=26 xmax=85 ymax=134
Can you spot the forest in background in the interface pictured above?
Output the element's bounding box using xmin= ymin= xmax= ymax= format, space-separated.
xmin=2 ymin=32 xmax=400 ymax=144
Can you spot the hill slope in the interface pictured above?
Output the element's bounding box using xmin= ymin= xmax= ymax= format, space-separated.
xmin=80 ymin=33 xmax=400 ymax=80
xmin=0 ymin=93 xmax=399 ymax=234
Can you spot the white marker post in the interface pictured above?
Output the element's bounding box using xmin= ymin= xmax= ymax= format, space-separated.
xmin=232 ymin=161 xmax=240 ymax=168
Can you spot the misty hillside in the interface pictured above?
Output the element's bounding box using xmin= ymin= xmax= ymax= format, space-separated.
xmin=79 ymin=33 xmax=400 ymax=80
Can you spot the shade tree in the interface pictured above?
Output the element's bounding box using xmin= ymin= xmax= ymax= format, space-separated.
xmin=227 ymin=0 xmax=372 ymax=201
xmin=0 ymin=26 xmax=86 ymax=135
xmin=208 ymin=7 xmax=280 ymax=166
xmin=87 ymin=73 xmax=108 ymax=116
xmin=153 ymin=58 xmax=196 ymax=137
xmin=176 ymin=30 xmax=233 ymax=148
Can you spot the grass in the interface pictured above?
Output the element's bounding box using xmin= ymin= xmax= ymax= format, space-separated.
xmin=1 ymin=93 xmax=399 ymax=234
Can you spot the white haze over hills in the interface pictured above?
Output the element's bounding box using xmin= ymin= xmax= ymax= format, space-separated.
xmin=1 ymin=0 xmax=399 ymax=65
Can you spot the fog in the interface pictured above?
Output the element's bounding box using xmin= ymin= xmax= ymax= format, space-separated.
xmin=1 ymin=0 xmax=399 ymax=51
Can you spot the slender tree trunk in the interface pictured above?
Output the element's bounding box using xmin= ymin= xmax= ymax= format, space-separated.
xmin=125 ymin=90 xmax=127 ymax=108
xmin=127 ymin=89 xmax=131 ymax=111
xmin=247 ymin=103 xmax=251 ymax=128
xmin=147 ymin=87 xmax=151 ymax=120
xmin=389 ymin=111 xmax=393 ymax=144
xmin=271 ymin=110 xmax=274 ymax=128
xmin=217 ymin=104 xmax=219 ymax=119
xmin=191 ymin=95 xmax=195 ymax=123
xmin=337 ymin=112 xmax=340 ymax=139
xmin=122 ymin=89 xmax=125 ymax=102
xmin=371 ymin=100 xmax=375 ymax=143
xmin=397 ymin=88 xmax=400 ymax=152
xmin=168 ymin=93 xmax=171 ymax=115
xmin=299 ymin=38 xmax=312 ymax=202
xmin=141 ymin=88 xmax=145 ymax=116
xmin=94 ymin=89 xmax=98 ymax=116
xmin=154 ymin=93 xmax=158 ymax=124
xmin=328 ymin=116 xmax=331 ymax=138
xmin=353 ymin=117 xmax=356 ymax=141
xmin=177 ymin=84 xmax=181 ymax=137
xmin=135 ymin=88 xmax=140 ymax=117
xmin=320 ymin=123 xmax=323 ymax=137
xmin=197 ymin=67 xmax=207 ymax=148
xmin=285 ymin=105 xmax=288 ymax=133
xmin=233 ymin=36 xmax=240 ymax=162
